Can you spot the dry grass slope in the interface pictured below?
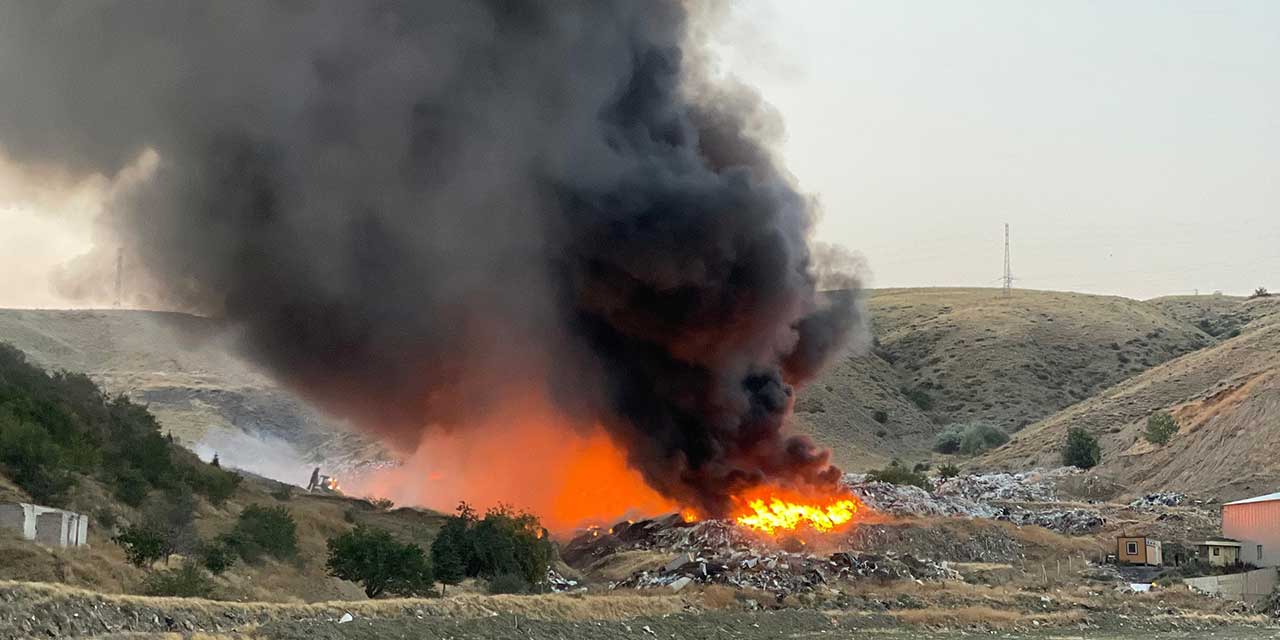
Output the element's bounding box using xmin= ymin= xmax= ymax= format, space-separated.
xmin=983 ymin=296 xmax=1280 ymax=501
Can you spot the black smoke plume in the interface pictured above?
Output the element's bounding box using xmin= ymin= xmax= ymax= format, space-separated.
xmin=0 ymin=1 xmax=864 ymax=516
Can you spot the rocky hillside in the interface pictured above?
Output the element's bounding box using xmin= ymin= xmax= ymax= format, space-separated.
xmin=981 ymin=295 xmax=1280 ymax=501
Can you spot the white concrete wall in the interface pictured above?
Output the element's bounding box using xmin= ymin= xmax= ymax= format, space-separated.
xmin=1184 ymin=568 xmax=1279 ymax=604
xmin=1224 ymin=501 xmax=1280 ymax=567
xmin=0 ymin=502 xmax=89 ymax=547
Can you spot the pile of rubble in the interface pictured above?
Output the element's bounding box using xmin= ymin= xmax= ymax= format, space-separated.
xmin=934 ymin=468 xmax=1079 ymax=503
xmin=843 ymin=476 xmax=1001 ymax=518
xmin=565 ymin=515 xmax=957 ymax=598
xmin=610 ymin=546 xmax=957 ymax=596
xmin=1128 ymin=492 xmax=1186 ymax=510
xmin=840 ymin=468 xmax=1107 ymax=535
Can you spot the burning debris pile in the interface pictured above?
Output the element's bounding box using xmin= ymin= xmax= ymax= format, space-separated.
xmin=564 ymin=514 xmax=956 ymax=597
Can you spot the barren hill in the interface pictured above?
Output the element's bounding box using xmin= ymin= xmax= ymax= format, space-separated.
xmin=794 ymin=288 xmax=1214 ymax=470
xmin=981 ymin=296 xmax=1280 ymax=501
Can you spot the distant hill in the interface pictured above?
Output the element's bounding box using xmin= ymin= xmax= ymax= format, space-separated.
xmin=980 ymin=295 xmax=1280 ymax=501
xmin=1 ymin=290 xmax=1259 ymax=481
xmin=792 ymin=288 xmax=1214 ymax=470
xmin=0 ymin=309 xmax=374 ymax=480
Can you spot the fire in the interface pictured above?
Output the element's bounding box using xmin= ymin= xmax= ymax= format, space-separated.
xmin=345 ymin=392 xmax=676 ymax=532
xmin=732 ymin=490 xmax=862 ymax=535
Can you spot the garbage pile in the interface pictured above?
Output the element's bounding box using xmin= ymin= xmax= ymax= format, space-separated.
xmin=546 ymin=568 xmax=582 ymax=593
xmin=565 ymin=514 xmax=957 ymax=597
xmin=1128 ymin=492 xmax=1186 ymax=510
xmin=1007 ymin=509 xmax=1105 ymax=535
xmin=934 ymin=468 xmax=1080 ymax=503
xmin=609 ymin=546 xmax=957 ymax=595
xmin=843 ymin=476 xmax=1001 ymax=518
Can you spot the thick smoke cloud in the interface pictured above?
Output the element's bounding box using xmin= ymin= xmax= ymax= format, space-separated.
xmin=0 ymin=1 xmax=863 ymax=515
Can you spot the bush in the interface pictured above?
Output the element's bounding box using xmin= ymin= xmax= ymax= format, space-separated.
xmin=487 ymin=573 xmax=530 ymax=594
xmin=958 ymin=423 xmax=1009 ymax=455
xmin=937 ymin=463 xmax=960 ymax=479
xmin=114 ymin=525 xmax=172 ymax=567
xmin=1144 ymin=412 xmax=1178 ymax=445
xmin=866 ymin=460 xmax=932 ymax=491
xmin=872 ymin=410 xmax=889 ymax=424
xmin=436 ymin=503 xmax=552 ymax=590
xmin=901 ymin=387 xmax=933 ymax=411
xmin=933 ymin=428 xmax=963 ymax=454
xmin=935 ymin=423 xmax=1008 ymax=455
xmin=0 ymin=413 xmax=74 ymax=504
xmin=326 ymin=525 xmax=434 ymax=598
xmin=199 ymin=541 xmax=237 ymax=575
xmin=1062 ymin=428 xmax=1101 ymax=469
xmin=142 ymin=563 xmax=217 ymax=599
xmin=224 ymin=504 xmax=297 ymax=562
xmin=1251 ymin=287 xmax=1271 ymax=299
xmin=370 ymin=497 xmax=394 ymax=510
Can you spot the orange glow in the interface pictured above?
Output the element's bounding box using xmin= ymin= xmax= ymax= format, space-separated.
xmin=345 ymin=392 xmax=676 ymax=532
xmin=732 ymin=488 xmax=862 ymax=535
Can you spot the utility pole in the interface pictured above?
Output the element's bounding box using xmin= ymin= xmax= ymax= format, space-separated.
xmin=114 ymin=247 xmax=123 ymax=308
xmin=1002 ymin=223 xmax=1013 ymax=296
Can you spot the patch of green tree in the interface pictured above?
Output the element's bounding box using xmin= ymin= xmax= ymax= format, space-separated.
xmin=865 ymin=459 xmax=932 ymax=491
xmin=934 ymin=422 xmax=1009 ymax=455
xmin=326 ymin=525 xmax=435 ymax=598
xmin=1061 ymin=428 xmax=1101 ymax=469
xmin=0 ymin=343 xmax=241 ymax=507
xmin=1144 ymin=412 xmax=1178 ymax=445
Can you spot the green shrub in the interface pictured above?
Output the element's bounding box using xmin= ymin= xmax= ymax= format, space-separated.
xmin=935 ymin=423 xmax=1008 ymax=455
xmin=0 ymin=413 xmax=74 ymax=504
xmin=937 ymin=463 xmax=960 ymax=479
xmin=326 ymin=525 xmax=434 ymax=598
xmin=114 ymin=525 xmax=171 ymax=567
xmin=199 ymin=541 xmax=237 ymax=575
xmin=872 ymin=410 xmax=889 ymax=424
xmin=1251 ymin=287 xmax=1270 ymax=299
xmin=224 ymin=504 xmax=298 ymax=562
xmin=1062 ymin=428 xmax=1101 ymax=469
xmin=958 ymin=423 xmax=1009 ymax=455
xmin=901 ymin=387 xmax=933 ymax=411
xmin=487 ymin=573 xmax=530 ymax=594
xmin=1144 ymin=412 xmax=1178 ymax=445
xmin=142 ymin=563 xmax=217 ymax=599
xmin=866 ymin=460 xmax=932 ymax=491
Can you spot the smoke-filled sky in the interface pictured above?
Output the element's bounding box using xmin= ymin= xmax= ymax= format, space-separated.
xmin=0 ymin=0 xmax=863 ymax=516
xmin=2 ymin=0 xmax=1277 ymax=305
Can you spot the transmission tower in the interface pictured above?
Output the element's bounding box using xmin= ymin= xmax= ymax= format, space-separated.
xmin=114 ymin=247 xmax=123 ymax=308
xmin=1002 ymin=223 xmax=1013 ymax=296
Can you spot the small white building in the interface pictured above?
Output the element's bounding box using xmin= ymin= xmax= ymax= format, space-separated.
xmin=1223 ymin=492 xmax=1280 ymax=567
xmin=0 ymin=503 xmax=90 ymax=548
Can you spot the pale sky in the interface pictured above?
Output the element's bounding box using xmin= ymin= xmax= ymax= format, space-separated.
xmin=713 ymin=0 xmax=1279 ymax=299
xmin=1 ymin=1 xmax=1276 ymax=307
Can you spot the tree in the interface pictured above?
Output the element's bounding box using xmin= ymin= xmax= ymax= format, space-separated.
xmin=114 ymin=525 xmax=172 ymax=567
xmin=430 ymin=517 xmax=468 ymax=594
xmin=1144 ymin=412 xmax=1178 ymax=445
xmin=223 ymin=504 xmax=297 ymax=562
xmin=1251 ymin=287 xmax=1271 ymax=299
xmin=326 ymin=525 xmax=434 ymax=598
xmin=866 ymin=459 xmax=932 ymax=490
xmin=1062 ymin=428 xmax=1101 ymax=469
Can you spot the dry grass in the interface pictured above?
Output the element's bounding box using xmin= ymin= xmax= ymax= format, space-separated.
xmin=892 ymin=607 xmax=1086 ymax=629
xmin=0 ymin=578 xmax=686 ymax=621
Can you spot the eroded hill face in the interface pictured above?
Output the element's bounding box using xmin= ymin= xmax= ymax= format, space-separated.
xmin=981 ymin=296 xmax=1280 ymax=501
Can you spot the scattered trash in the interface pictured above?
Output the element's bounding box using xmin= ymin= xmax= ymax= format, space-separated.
xmin=338 ymin=613 xmax=353 ymax=624
xmin=1129 ymin=492 xmax=1186 ymax=510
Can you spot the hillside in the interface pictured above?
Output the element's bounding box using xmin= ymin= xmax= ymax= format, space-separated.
xmin=0 ymin=309 xmax=376 ymax=479
xmin=982 ymin=295 xmax=1280 ymax=501
xmin=1 ymin=289 xmax=1225 ymax=478
xmin=793 ymin=288 xmax=1213 ymax=470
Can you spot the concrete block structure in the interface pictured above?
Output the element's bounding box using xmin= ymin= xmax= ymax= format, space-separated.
xmin=0 ymin=502 xmax=89 ymax=548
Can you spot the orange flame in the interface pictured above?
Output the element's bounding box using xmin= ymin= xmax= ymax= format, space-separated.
xmin=732 ymin=490 xmax=862 ymax=535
